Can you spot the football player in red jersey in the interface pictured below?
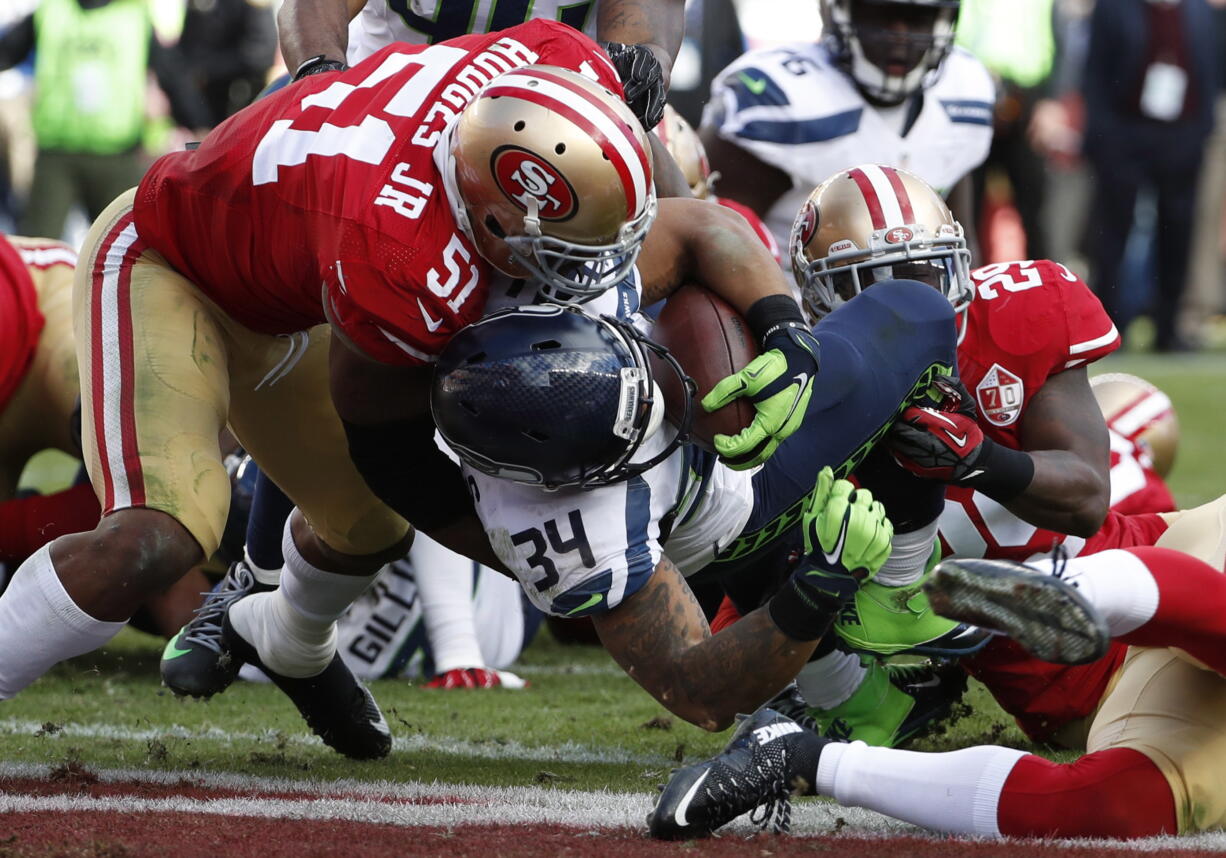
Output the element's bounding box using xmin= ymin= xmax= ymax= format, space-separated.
xmin=0 ymin=22 xmax=822 ymax=757
xmin=719 ymin=167 xmax=1200 ymax=750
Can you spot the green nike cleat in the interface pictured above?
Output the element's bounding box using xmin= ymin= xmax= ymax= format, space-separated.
xmin=833 ymin=571 xmax=992 ymax=657
xmin=809 ymin=657 xmax=967 ymax=748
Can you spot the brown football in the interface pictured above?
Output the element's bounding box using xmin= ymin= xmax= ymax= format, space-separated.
xmin=652 ymin=283 xmax=759 ymax=451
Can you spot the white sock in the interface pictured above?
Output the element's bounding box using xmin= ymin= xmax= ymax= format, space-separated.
xmin=244 ymin=545 xmax=282 ymax=588
xmin=0 ymin=545 xmax=126 ymax=698
xmin=815 ymin=740 xmax=1027 ymax=837
xmin=229 ymin=519 xmax=379 ymax=678
xmin=1028 ymin=549 xmax=1159 ymax=636
xmin=410 ymin=533 xmax=485 ymax=673
xmin=795 ymin=650 xmax=867 ymax=709
xmin=873 ymin=521 xmax=939 ymax=588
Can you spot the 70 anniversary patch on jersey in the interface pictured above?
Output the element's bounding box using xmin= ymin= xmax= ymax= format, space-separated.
xmin=977 ymin=363 xmax=1024 ymax=426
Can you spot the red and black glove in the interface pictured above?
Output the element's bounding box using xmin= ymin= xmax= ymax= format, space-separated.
xmin=423 ymin=667 xmax=503 ymax=689
xmin=888 ymin=378 xmax=1035 ymax=502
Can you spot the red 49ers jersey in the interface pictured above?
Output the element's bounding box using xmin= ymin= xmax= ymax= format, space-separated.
xmin=0 ymin=236 xmax=47 ymax=413
xmin=134 ymin=20 xmax=622 ymax=365
xmin=938 ymin=259 xmax=1123 ymax=562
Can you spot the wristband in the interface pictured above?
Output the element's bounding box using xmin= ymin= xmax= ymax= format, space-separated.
xmin=745 ymin=294 xmax=808 ymax=345
xmin=766 ymin=562 xmax=850 ymax=642
xmin=293 ymin=55 xmax=348 ymax=81
xmin=964 ymin=439 xmax=1035 ymax=502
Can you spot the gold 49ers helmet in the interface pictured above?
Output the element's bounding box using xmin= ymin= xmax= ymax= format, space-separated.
xmin=653 ymin=104 xmax=715 ymax=200
xmin=447 ymin=65 xmax=656 ymax=303
xmin=790 ymin=163 xmax=972 ymax=322
xmin=1091 ymin=373 xmax=1180 ymax=478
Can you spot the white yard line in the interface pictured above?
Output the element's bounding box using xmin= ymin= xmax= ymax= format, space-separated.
xmin=0 ymin=718 xmax=664 ymax=766
xmin=1 ymin=762 xmax=1224 ymax=850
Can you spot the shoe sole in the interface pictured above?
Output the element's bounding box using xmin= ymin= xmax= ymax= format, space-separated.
xmin=924 ymin=561 xmax=1111 ymax=665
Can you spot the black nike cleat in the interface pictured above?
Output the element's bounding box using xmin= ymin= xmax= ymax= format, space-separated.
xmin=648 ymin=708 xmax=830 ymax=840
xmin=161 ymin=560 xmax=274 ymax=698
xmin=924 ymin=557 xmax=1111 ymax=665
xmin=220 ymin=612 xmax=392 ymax=759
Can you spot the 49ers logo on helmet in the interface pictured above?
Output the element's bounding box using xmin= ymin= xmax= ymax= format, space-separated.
xmin=794 ymin=200 xmax=818 ymax=249
xmin=885 ymin=226 xmax=914 ymax=244
xmin=491 ymin=146 xmax=578 ymax=222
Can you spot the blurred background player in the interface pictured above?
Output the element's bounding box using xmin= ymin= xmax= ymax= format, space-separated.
xmin=0 ymin=0 xmax=211 ymax=241
xmin=169 ymin=0 xmax=279 ymax=129
xmin=1082 ymin=0 xmax=1220 ymax=352
xmin=699 ymin=0 xmax=993 ymax=255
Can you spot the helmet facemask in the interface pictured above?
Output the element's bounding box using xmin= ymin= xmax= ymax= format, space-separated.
xmin=502 ymin=194 xmax=658 ymax=304
xmin=799 ymin=227 xmax=972 ymax=322
xmin=824 ymin=0 xmax=960 ymax=105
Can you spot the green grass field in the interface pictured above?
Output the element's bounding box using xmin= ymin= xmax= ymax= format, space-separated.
xmin=4 ymin=351 xmax=1225 ymax=801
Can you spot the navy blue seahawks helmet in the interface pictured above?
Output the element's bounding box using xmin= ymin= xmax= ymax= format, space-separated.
xmin=432 ymin=305 xmax=694 ymax=490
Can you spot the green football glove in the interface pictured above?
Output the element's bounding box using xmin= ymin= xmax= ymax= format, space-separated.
xmin=795 ymin=466 xmax=895 ymax=603
xmin=701 ymin=326 xmax=820 ymax=470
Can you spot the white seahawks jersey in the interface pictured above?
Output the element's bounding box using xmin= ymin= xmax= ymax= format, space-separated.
xmin=348 ymin=0 xmax=600 ymax=64
xmin=463 ymin=272 xmax=755 ymax=618
xmin=704 ymin=43 xmax=995 ymax=250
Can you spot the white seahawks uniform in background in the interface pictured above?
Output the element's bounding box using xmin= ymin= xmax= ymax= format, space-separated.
xmin=468 ymin=271 xmax=756 ymax=618
xmin=347 ymin=0 xmax=599 ymax=64
xmin=704 ymin=43 xmax=995 ymax=250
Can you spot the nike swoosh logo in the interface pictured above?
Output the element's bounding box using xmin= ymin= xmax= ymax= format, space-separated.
xmin=943 ymin=430 xmax=968 ymax=446
xmin=778 ymin=373 xmax=810 ymax=426
xmin=162 ymin=631 xmax=192 ymax=660
xmin=738 ymin=72 xmax=768 ymax=95
xmin=822 ymin=518 xmax=848 ymax=567
xmin=567 ymin=593 xmax=603 ymax=615
xmin=674 ymin=769 xmax=711 ymax=827
xmin=417 ymin=298 xmax=443 ymax=333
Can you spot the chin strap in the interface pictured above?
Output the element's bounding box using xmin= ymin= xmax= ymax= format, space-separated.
xmin=522 ymin=196 xmax=542 ymax=237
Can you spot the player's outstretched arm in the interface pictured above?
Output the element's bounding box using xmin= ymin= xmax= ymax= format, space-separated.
xmin=593 ymin=470 xmax=893 ymax=730
xmin=277 ymin=0 xmax=364 ymax=77
xmin=1008 ymin=367 xmax=1111 ymax=536
xmin=592 ymin=557 xmax=819 ymax=731
xmin=640 ymin=199 xmax=819 ymax=470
